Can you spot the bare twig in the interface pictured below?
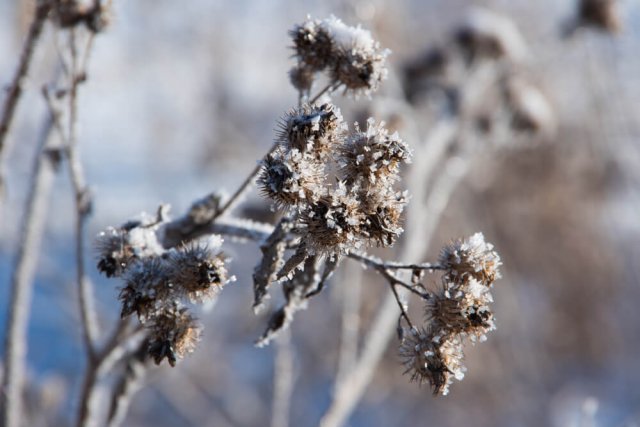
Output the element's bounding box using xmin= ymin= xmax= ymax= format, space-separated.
xmin=0 ymin=0 xmax=52 ymax=200
xmin=64 ymin=28 xmax=99 ymax=360
xmin=1 ymin=92 xmax=59 ymax=427
xmin=215 ymin=145 xmax=276 ymax=218
xmin=271 ymin=330 xmax=295 ymax=427
xmin=335 ymin=260 xmax=362 ymax=386
xmin=309 ymin=83 xmax=337 ymax=105
xmin=347 ymin=251 xmax=443 ymax=272
xmin=76 ymin=320 xmax=146 ymax=427
xmin=106 ymin=346 xmax=148 ymax=427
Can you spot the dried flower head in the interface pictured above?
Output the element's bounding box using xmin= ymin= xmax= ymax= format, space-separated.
xmin=258 ymin=149 xmax=325 ymax=209
xmin=439 ymin=232 xmax=501 ymax=285
xmin=289 ymin=16 xmax=390 ymax=96
xmin=454 ymin=8 xmax=528 ymax=63
xmin=400 ymin=328 xmax=466 ymax=396
xmin=119 ymin=257 xmax=170 ymax=321
xmin=322 ymin=16 xmax=390 ymax=95
xmin=147 ymin=307 xmax=202 ymax=367
xmin=300 ymin=189 xmax=365 ymax=254
xmin=166 ymin=243 xmax=229 ymax=303
xmin=96 ymin=226 xmax=135 ymax=278
xmin=338 ymin=118 xmax=411 ymax=187
xmin=290 ymin=18 xmax=335 ymax=72
xmin=427 ymin=278 xmax=495 ymax=342
xmin=360 ymin=190 xmax=407 ymax=247
xmin=276 ymin=103 xmax=346 ymax=157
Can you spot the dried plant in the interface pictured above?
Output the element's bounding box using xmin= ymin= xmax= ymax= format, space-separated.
xmin=90 ymin=15 xmax=505 ymax=402
xmin=3 ymin=2 xmax=626 ymax=426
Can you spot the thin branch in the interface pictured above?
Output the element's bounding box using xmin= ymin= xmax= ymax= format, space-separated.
xmin=76 ymin=320 xmax=146 ymax=427
xmin=389 ymin=282 xmax=416 ymax=330
xmin=335 ymin=260 xmax=362 ymax=386
xmin=271 ymin=330 xmax=295 ymax=427
xmin=309 ymin=83 xmax=337 ymax=105
xmin=0 ymin=0 xmax=52 ymax=198
xmin=106 ymin=345 xmax=148 ymax=427
xmin=214 ymin=144 xmax=277 ymax=218
xmin=1 ymin=91 xmax=59 ymax=427
xmin=347 ymin=251 xmax=443 ymax=272
xmin=65 ymin=28 xmax=99 ymax=360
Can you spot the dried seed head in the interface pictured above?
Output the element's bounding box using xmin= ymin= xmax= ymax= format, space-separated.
xmin=454 ymin=8 xmax=528 ymax=63
xmin=427 ymin=278 xmax=495 ymax=342
xmin=290 ymin=18 xmax=335 ymax=72
xmin=289 ymin=16 xmax=390 ymax=96
xmin=578 ymin=0 xmax=622 ymax=33
xmin=96 ymin=227 xmax=134 ymax=278
xmin=166 ymin=243 xmax=229 ymax=303
xmin=338 ymin=118 xmax=412 ymax=187
xmin=119 ymin=257 xmax=171 ymax=321
xmin=148 ymin=308 xmax=202 ymax=367
xmin=360 ymin=190 xmax=407 ymax=247
xmin=439 ymin=232 xmax=501 ymax=286
xmin=322 ymin=16 xmax=390 ymax=95
xmin=399 ymin=329 xmax=466 ymax=396
xmin=300 ymin=189 xmax=365 ymax=254
xmin=277 ymin=103 xmax=346 ymax=158
xmin=258 ymin=149 xmax=326 ymax=209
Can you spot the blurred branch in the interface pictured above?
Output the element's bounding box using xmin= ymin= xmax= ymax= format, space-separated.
xmin=76 ymin=320 xmax=146 ymax=427
xmin=106 ymin=345 xmax=148 ymax=427
xmin=335 ymin=260 xmax=362 ymax=386
xmin=0 ymin=0 xmax=52 ymax=201
xmin=271 ymin=330 xmax=295 ymax=427
xmin=1 ymin=86 xmax=60 ymax=427
xmin=65 ymin=28 xmax=99 ymax=360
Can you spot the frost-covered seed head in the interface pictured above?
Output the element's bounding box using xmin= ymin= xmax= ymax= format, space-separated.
xmin=439 ymin=232 xmax=501 ymax=285
xmin=96 ymin=227 xmax=134 ymax=278
xmin=399 ymin=329 xmax=466 ymax=396
xmin=290 ymin=18 xmax=335 ymax=72
xmin=360 ymin=190 xmax=406 ymax=247
xmin=289 ymin=16 xmax=390 ymax=96
xmin=166 ymin=243 xmax=229 ymax=303
xmin=277 ymin=103 xmax=346 ymax=157
xmin=301 ymin=191 xmax=365 ymax=254
xmin=427 ymin=278 xmax=495 ymax=341
xmin=322 ymin=16 xmax=390 ymax=95
xmin=147 ymin=308 xmax=202 ymax=367
xmin=119 ymin=257 xmax=169 ymax=321
xmin=258 ymin=149 xmax=326 ymax=208
xmin=338 ymin=118 xmax=411 ymax=187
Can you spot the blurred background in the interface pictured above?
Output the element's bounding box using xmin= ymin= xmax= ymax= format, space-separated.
xmin=1 ymin=0 xmax=639 ymax=426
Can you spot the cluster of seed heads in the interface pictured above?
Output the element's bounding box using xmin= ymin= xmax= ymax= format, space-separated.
xmin=400 ymin=233 xmax=501 ymax=395
xmin=96 ymin=215 xmax=230 ymax=366
xmin=259 ymin=104 xmax=411 ymax=257
xmin=289 ymin=16 xmax=390 ymax=97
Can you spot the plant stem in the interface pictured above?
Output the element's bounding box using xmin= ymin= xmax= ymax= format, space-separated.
xmin=0 ymin=0 xmax=52 ymax=201
xmin=2 ymin=100 xmax=58 ymax=427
